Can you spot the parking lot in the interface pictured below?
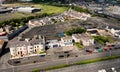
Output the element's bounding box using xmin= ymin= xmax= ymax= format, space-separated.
xmin=46 ymin=46 xmax=79 ymax=59
xmin=22 ymin=20 xmax=80 ymax=40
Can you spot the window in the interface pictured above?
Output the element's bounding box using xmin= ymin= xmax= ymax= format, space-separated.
xmin=37 ymin=46 xmax=39 ymax=48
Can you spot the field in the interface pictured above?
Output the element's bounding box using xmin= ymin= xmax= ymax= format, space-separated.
xmin=0 ymin=3 xmax=68 ymax=21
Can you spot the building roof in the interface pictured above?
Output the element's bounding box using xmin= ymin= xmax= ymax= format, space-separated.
xmin=61 ymin=36 xmax=72 ymax=40
xmin=9 ymin=35 xmax=45 ymax=48
xmin=72 ymin=33 xmax=93 ymax=40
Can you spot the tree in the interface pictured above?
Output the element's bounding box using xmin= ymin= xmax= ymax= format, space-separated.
xmin=20 ymin=21 xmax=25 ymax=26
xmin=10 ymin=21 xmax=15 ymax=26
xmin=64 ymin=27 xmax=86 ymax=36
xmin=93 ymin=35 xmax=111 ymax=45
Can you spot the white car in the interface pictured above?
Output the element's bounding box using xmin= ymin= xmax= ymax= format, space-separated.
xmin=98 ymin=69 xmax=106 ymax=72
xmin=111 ymin=67 xmax=117 ymax=72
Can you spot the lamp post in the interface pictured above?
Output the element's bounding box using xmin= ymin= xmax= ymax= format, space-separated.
xmin=65 ymin=53 xmax=68 ymax=65
xmin=62 ymin=47 xmax=68 ymax=65
xmin=109 ymin=48 xmax=112 ymax=56
xmin=12 ymin=59 xmax=15 ymax=72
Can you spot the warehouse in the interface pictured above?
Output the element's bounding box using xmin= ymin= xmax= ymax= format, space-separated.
xmin=17 ymin=7 xmax=41 ymax=13
xmin=0 ymin=8 xmax=12 ymax=14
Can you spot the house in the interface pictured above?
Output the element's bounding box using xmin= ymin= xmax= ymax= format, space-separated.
xmin=64 ymin=9 xmax=91 ymax=21
xmin=72 ymin=33 xmax=94 ymax=46
xmin=61 ymin=36 xmax=73 ymax=47
xmin=87 ymin=28 xmax=98 ymax=36
xmin=97 ymin=29 xmax=111 ymax=36
xmin=9 ymin=35 xmax=45 ymax=59
xmin=106 ymin=26 xmax=120 ymax=38
xmin=46 ymin=40 xmax=61 ymax=48
xmin=0 ymin=39 xmax=5 ymax=54
xmin=87 ymin=28 xmax=111 ymax=36
xmin=46 ymin=37 xmax=74 ymax=48
xmin=28 ymin=14 xmax=65 ymax=27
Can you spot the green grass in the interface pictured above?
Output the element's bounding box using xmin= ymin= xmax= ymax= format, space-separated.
xmin=0 ymin=3 xmax=68 ymax=21
xmin=32 ymin=68 xmax=39 ymax=72
xmin=45 ymin=64 xmax=70 ymax=71
xmin=39 ymin=51 xmax=46 ymax=54
xmin=74 ymin=42 xmax=83 ymax=49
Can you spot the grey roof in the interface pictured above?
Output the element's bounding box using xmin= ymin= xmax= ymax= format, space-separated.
xmin=9 ymin=35 xmax=45 ymax=48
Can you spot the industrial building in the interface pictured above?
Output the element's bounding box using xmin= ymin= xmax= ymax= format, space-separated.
xmin=17 ymin=7 xmax=41 ymax=13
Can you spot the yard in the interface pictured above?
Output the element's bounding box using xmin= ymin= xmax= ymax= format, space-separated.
xmin=0 ymin=3 xmax=68 ymax=21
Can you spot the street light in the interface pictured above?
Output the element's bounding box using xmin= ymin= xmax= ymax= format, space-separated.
xmin=109 ymin=48 xmax=112 ymax=56
xmin=65 ymin=53 xmax=68 ymax=65
xmin=12 ymin=59 xmax=15 ymax=72
xmin=62 ymin=47 xmax=69 ymax=65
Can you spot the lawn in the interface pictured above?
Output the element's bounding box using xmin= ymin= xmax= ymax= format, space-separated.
xmin=74 ymin=42 xmax=83 ymax=49
xmin=0 ymin=3 xmax=68 ymax=21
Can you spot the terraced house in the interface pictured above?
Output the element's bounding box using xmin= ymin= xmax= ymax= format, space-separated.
xmin=9 ymin=35 xmax=45 ymax=59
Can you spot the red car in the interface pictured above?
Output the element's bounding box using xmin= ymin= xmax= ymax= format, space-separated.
xmin=0 ymin=32 xmax=7 ymax=36
xmin=103 ymin=48 xmax=108 ymax=51
xmin=106 ymin=45 xmax=112 ymax=47
xmin=88 ymin=50 xmax=93 ymax=54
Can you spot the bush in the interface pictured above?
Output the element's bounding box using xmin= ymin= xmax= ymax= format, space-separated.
xmin=64 ymin=27 xmax=86 ymax=36
xmin=32 ymin=68 xmax=39 ymax=72
xmin=93 ymin=35 xmax=111 ymax=45
xmin=74 ymin=42 xmax=83 ymax=48
xmin=0 ymin=13 xmax=53 ymax=27
xmin=71 ymin=6 xmax=91 ymax=14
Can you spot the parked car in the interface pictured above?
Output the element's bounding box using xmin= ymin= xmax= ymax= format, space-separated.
xmin=58 ymin=55 xmax=64 ymax=58
xmin=106 ymin=45 xmax=112 ymax=47
xmin=95 ymin=47 xmax=100 ymax=49
xmin=103 ymin=48 xmax=108 ymax=51
xmin=111 ymin=67 xmax=117 ymax=72
xmin=85 ymin=50 xmax=92 ymax=53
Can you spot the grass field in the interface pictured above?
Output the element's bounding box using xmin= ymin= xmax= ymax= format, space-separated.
xmin=0 ymin=3 xmax=68 ymax=21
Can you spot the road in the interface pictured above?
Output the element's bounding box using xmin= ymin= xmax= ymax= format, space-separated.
xmin=47 ymin=59 xmax=120 ymax=72
xmin=0 ymin=49 xmax=120 ymax=72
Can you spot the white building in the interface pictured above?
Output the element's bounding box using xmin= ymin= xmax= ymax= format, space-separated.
xmin=28 ymin=14 xmax=65 ymax=27
xmin=64 ymin=9 xmax=91 ymax=21
xmin=61 ymin=36 xmax=73 ymax=47
xmin=72 ymin=33 xmax=94 ymax=46
xmin=17 ymin=7 xmax=41 ymax=13
xmin=106 ymin=26 xmax=120 ymax=38
xmin=46 ymin=37 xmax=74 ymax=48
xmin=46 ymin=40 xmax=61 ymax=48
xmin=9 ymin=35 xmax=45 ymax=59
